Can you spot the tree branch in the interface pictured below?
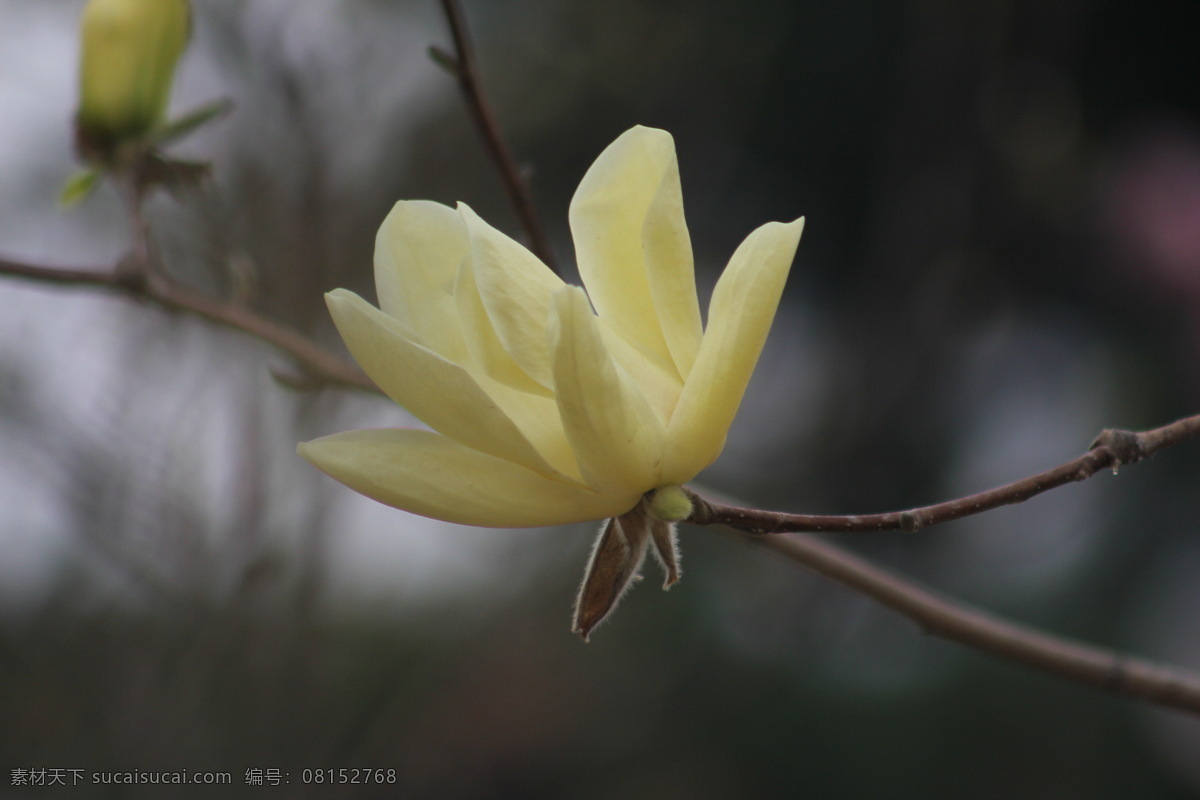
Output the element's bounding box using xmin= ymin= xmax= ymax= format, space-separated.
xmin=434 ymin=0 xmax=558 ymax=273
xmin=738 ymin=529 xmax=1200 ymax=715
xmin=687 ymin=415 xmax=1200 ymax=533
xmin=9 ymin=246 xmax=1200 ymax=715
xmin=0 ymin=254 xmax=376 ymax=393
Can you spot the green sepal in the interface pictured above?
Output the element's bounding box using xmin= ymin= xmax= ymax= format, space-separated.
xmin=59 ymin=168 xmax=103 ymax=208
xmin=152 ymin=97 xmax=233 ymax=147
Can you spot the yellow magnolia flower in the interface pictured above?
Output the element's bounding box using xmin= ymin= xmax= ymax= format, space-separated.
xmin=77 ymin=0 xmax=190 ymax=153
xmin=300 ymin=126 xmax=803 ymax=637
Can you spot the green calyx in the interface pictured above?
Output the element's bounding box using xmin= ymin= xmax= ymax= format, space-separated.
xmin=646 ymin=485 xmax=693 ymax=523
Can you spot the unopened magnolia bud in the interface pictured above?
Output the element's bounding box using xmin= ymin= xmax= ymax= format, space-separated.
xmin=77 ymin=0 xmax=190 ymax=156
xmin=647 ymin=485 xmax=692 ymax=523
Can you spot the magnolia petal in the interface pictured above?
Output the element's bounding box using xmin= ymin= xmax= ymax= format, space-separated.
xmin=299 ymin=429 xmax=639 ymax=528
xmin=461 ymin=203 xmax=562 ymax=389
xmin=643 ymin=153 xmax=703 ymax=377
xmin=455 ymin=254 xmax=552 ymax=397
xmin=599 ymin=319 xmax=684 ymax=425
xmin=550 ymin=287 xmax=666 ymax=495
xmin=660 ymin=217 xmax=805 ymax=485
xmin=475 ymin=374 xmax=583 ymax=483
xmin=570 ymin=126 xmax=697 ymax=375
xmin=373 ymin=200 xmax=469 ymax=361
xmin=326 ymin=289 xmax=559 ymax=478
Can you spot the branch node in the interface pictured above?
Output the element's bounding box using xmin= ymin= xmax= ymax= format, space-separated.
xmin=1091 ymin=428 xmax=1145 ymax=468
xmin=114 ymin=255 xmax=149 ymax=293
xmin=898 ymin=511 xmax=924 ymax=533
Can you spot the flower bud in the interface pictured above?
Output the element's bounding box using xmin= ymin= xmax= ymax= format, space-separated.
xmin=76 ymin=0 xmax=190 ymax=157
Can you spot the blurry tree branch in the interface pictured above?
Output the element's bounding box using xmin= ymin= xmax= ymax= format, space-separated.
xmin=0 ymin=253 xmax=374 ymax=393
xmin=431 ymin=0 xmax=558 ymax=273
xmin=687 ymin=416 xmax=1200 ymax=533
xmin=687 ymin=416 xmax=1200 ymax=715
xmin=743 ymin=530 xmax=1200 ymax=715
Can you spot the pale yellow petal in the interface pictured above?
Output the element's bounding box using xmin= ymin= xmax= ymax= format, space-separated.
xmin=550 ymin=287 xmax=666 ymax=495
xmin=599 ymin=321 xmax=684 ymax=424
xmin=455 ymin=254 xmax=552 ymax=397
xmin=569 ymin=126 xmax=700 ymax=376
xmin=373 ymin=200 xmax=469 ymax=361
xmin=326 ymin=289 xmax=559 ymax=478
xmin=643 ymin=151 xmax=703 ymax=376
xmin=660 ymin=218 xmax=805 ymax=484
xmin=300 ymin=429 xmax=640 ymax=528
xmin=474 ymin=374 xmax=582 ymax=482
xmin=460 ymin=203 xmax=562 ymax=388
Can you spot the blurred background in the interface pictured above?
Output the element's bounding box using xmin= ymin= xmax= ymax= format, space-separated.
xmin=3 ymin=0 xmax=1200 ymax=796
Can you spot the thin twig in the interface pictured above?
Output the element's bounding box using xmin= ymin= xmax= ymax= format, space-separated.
xmin=739 ymin=530 xmax=1200 ymax=715
xmin=687 ymin=415 xmax=1200 ymax=534
xmin=0 ymin=255 xmax=376 ymax=393
xmin=436 ymin=0 xmax=558 ymax=273
xmin=118 ymin=175 xmax=154 ymax=282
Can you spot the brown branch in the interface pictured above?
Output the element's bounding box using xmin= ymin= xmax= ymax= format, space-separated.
xmin=9 ymin=261 xmax=1200 ymax=718
xmin=738 ymin=530 xmax=1200 ymax=715
xmin=0 ymin=255 xmax=376 ymax=393
xmin=435 ymin=0 xmax=558 ymax=273
xmin=689 ymin=414 xmax=1200 ymax=713
xmin=687 ymin=415 xmax=1200 ymax=534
